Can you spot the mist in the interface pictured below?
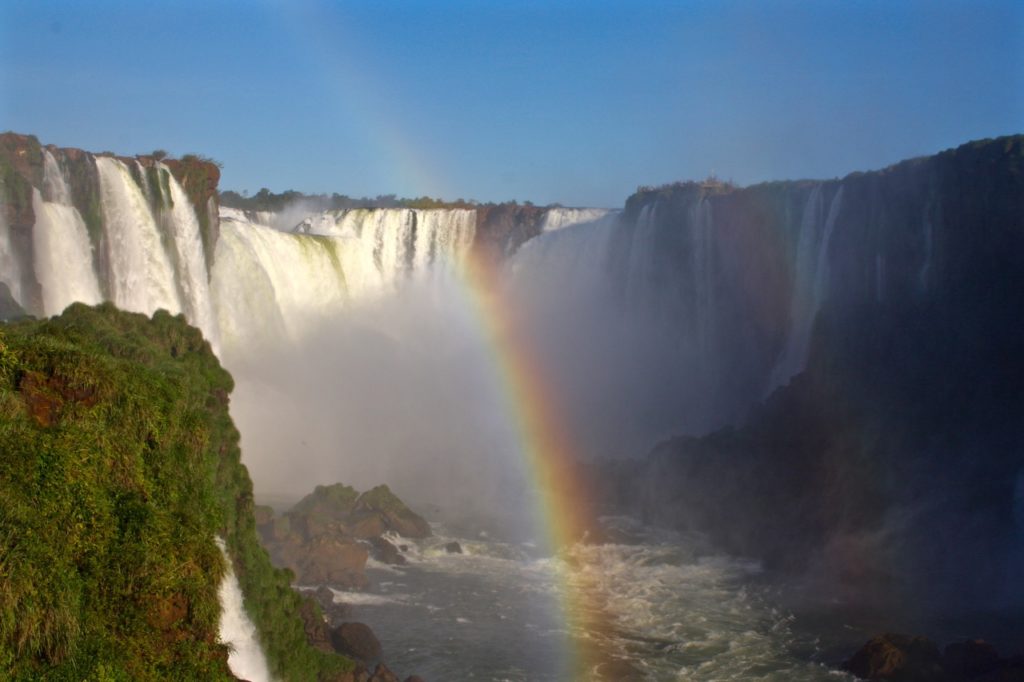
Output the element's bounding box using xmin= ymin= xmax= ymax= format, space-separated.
xmin=222 ymin=265 xmax=541 ymax=539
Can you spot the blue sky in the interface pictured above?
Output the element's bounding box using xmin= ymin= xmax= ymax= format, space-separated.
xmin=2 ymin=0 xmax=1021 ymax=207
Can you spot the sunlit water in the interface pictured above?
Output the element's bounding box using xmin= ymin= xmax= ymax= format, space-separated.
xmin=313 ymin=518 xmax=857 ymax=681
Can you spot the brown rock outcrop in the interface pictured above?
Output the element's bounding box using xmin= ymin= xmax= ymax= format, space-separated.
xmin=844 ymin=633 xmax=945 ymax=681
xmin=330 ymin=622 xmax=383 ymax=663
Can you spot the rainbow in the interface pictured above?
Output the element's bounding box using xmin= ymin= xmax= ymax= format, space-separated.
xmin=457 ymin=247 xmax=603 ymax=678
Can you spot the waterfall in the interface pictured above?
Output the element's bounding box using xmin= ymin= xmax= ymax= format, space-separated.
xmin=692 ymin=198 xmax=715 ymax=354
xmin=212 ymin=207 xmax=476 ymax=355
xmin=164 ymin=164 xmax=218 ymax=346
xmin=539 ymin=207 xmax=616 ymax=233
xmin=95 ymin=156 xmax=183 ymax=316
xmin=32 ymin=151 xmax=103 ymax=316
xmin=31 ymin=188 xmax=103 ymax=316
xmin=767 ymin=184 xmax=845 ymax=390
xmin=42 ymin=149 xmax=72 ymax=205
xmin=624 ymin=203 xmax=659 ymax=311
xmin=213 ymin=217 xmax=348 ymax=351
xmin=216 ymin=538 xmax=272 ymax=682
xmin=0 ymin=195 xmax=24 ymax=308
xmin=411 ymin=209 xmax=476 ymax=274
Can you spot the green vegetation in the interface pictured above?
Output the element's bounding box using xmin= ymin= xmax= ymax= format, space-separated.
xmin=0 ymin=304 xmax=352 ymax=680
xmin=219 ymin=187 xmax=556 ymax=213
xmin=290 ymin=484 xmax=360 ymax=518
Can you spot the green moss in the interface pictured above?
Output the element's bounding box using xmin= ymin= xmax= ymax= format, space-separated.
xmin=291 ymin=484 xmax=360 ymax=519
xmin=0 ymin=304 xmax=352 ymax=681
xmin=355 ymin=485 xmax=409 ymax=514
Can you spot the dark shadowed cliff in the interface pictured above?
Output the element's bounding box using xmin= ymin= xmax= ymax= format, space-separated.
xmin=610 ymin=136 xmax=1023 ymax=634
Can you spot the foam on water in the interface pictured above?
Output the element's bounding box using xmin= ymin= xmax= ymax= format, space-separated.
xmin=335 ymin=519 xmax=855 ymax=681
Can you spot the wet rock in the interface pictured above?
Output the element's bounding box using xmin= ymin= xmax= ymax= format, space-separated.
xmin=283 ymin=535 xmax=368 ymax=588
xmin=349 ymin=513 xmax=388 ymax=539
xmin=352 ymin=485 xmax=431 ymax=538
xmin=297 ymin=596 xmax=333 ymax=653
xmin=0 ymin=282 xmax=27 ymax=321
xmin=368 ymin=662 xmax=400 ymax=682
xmin=444 ymin=541 xmax=463 ymax=554
xmin=331 ymin=622 xmax=382 ymax=662
xmin=369 ymin=536 xmax=406 ymax=565
xmin=258 ymin=482 xmax=429 ymax=588
xmin=844 ymin=633 xmax=945 ymax=680
xmin=403 ymin=676 xmax=427 ymax=682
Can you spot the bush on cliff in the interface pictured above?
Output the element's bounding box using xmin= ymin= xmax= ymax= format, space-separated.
xmin=0 ymin=303 xmax=352 ymax=681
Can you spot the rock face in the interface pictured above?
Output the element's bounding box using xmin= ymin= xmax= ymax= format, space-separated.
xmin=844 ymin=634 xmax=946 ymax=681
xmin=256 ymin=483 xmax=429 ymax=588
xmin=845 ymin=635 xmax=1024 ymax=681
xmin=368 ymin=536 xmax=406 ymax=565
xmin=0 ymin=282 xmax=27 ymax=321
xmin=613 ymin=136 xmax=1024 ymax=615
xmin=0 ymin=132 xmax=222 ymax=317
xmin=330 ymin=622 xmax=383 ymax=663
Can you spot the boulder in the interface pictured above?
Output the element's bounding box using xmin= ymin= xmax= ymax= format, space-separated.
xmin=369 ymin=536 xmax=406 ymax=565
xmin=349 ymin=513 xmax=388 ymax=539
xmin=403 ymin=677 xmax=427 ymax=682
xmin=368 ymin=663 xmax=400 ymax=682
xmin=444 ymin=541 xmax=463 ymax=554
xmin=844 ymin=633 xmax=946 ymax=681
xmin=286 ymin=535 xmax=368 ymax=588
xmin=353 ymin=485 xmax=431 ymax=538
xmin=258 ymin=482 xmax=429 ymax=588
xmin=331 ymin=622 xmax=382 ymax=662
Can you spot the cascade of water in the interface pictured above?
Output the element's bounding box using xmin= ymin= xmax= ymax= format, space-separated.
xmin=692 ymin=198 xmax=715 ymax=353
xmin=624 ymin=203 xmax=658 ymax=310
xmin=293 ymin=207 xmax=476 ymax=294
xmin=41 ymin=150 xmax=72 ymax=204
xmin=212 ymin=218 xmax=347 ymax=351
xmin=767 ymin=184 xmax=844 ymax=390
xmin=95 ymin=156 xmax=182 ymax=316
xmin=31 ymin=188 xmax=103 ymax=316
xmin=412 ymin=209 xmax=476 ymax=275
xmin=220 ymin=206 xmax=276 ymax=229
xmin=31 ymin=151 xmax=103 ymax=316
xmin=0 ymin=197 xmax=24 ymax=308
xmin=215 ymin=538 xmax=271 ymax=682
xmin=507 ymin=211 xmax=619 ymax=302
xmin=163 ymin=164 xmax=218 ymax=345
xmin=811 ymin=185 xmax=844 ymax=307
xmin=134 ymin=160 xmax=153 ymax=205
xmin=539 ymin=207 xmax=615 ymax=233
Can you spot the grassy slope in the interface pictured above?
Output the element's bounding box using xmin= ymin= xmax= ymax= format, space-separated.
xmin=0 ymin=303 xmax=351 ymax=681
